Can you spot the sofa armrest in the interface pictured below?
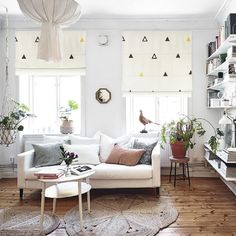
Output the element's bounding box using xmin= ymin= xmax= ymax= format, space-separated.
xmin=17 ymin=150 xmax=35 ymax=188
xmin=151 ymin=144 xmax=161 ymax=187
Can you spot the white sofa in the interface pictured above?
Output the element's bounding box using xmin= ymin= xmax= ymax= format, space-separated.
xmin=17 ymin=134 xmax=161 ymax=199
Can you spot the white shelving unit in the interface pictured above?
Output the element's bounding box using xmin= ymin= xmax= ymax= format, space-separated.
xmin=207 ymin=79 xmax=236 ymax=90
xmin=207 ymin=35 xmax=236 ymax=109
xmin=204 ymin=145 xmax=236 ymax=182
xmin=207 ymin=34 xmax=236 ymax=61
xmin=207 ymin=57 xmax=236 ymax=76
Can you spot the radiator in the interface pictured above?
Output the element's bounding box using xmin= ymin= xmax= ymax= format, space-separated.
xmin=160 ymin=143 xmax=172 ymax=167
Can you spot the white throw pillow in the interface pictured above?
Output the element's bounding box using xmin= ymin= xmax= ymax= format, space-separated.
xmin=99 ymin=132 xmax=131 ymax=162
xmin=63 ymin=144 xmax=100 ymax=165
xmin=68 ymin=134 xmax=100 ymax=145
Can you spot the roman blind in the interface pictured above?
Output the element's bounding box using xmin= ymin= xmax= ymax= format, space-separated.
xmin=122 ymin=31 xmax=192 ymax=94
xmin=15 ymin=31 xmax=86 ymax=73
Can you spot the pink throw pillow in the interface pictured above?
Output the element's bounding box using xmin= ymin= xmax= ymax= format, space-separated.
xmin=106 ymin=145 xmax=145 ymax=166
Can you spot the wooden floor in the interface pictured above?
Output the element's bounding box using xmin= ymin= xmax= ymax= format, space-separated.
xmin=1 ymin=176 xmax=236 ymax=235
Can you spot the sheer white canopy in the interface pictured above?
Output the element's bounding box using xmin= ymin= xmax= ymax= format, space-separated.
xmin=17 ymin=0 xmax=81 ymax=62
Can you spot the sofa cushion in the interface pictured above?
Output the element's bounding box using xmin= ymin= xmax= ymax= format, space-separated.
xmin=90 ymin=163 xmax=152 ymax=180
xmin=68 ymin=134 xmax=100 ymax=145
xmin=63 ymin=144 xmax=100 ymax=165
xmin=32 ymin=143 xmax=63 ymax=168
xmin=106 ymin=145 xmax=145 ymax=166
xmin=98 ymin=132 xmax=131 ymax=162
xmin=133 ymin=141 xmax=157 ymax=165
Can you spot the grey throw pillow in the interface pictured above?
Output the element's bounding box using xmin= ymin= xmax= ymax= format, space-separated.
xmin=32 ymin=143 xmax=63 ymax=167
xmin=133 ymin=140 xmax=157 ymax=165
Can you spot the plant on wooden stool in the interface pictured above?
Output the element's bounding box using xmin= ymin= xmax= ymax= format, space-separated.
xmin=160 ymin=115 xmax=223 ymax=157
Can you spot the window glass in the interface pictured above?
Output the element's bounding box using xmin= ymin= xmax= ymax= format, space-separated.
xmin=126 ymin=95 xmax=188 ymax=133
xmin=19 ymin=75 xmax=81 ymax=134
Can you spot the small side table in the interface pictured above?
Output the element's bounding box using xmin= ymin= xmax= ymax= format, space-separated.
xmin=169 ymin=156 xmax=190 ymax=187
xmin=38 ymin=170 xmax=95 ymax=232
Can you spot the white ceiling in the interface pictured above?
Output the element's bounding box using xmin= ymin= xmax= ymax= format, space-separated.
xmin=0 ymin=0 xmax=227 ymax=19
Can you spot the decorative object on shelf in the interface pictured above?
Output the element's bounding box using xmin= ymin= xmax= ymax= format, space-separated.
xmin=219 ymin=111 xmax=236 ymax=148
xmin=160 ymin=115 xmax=223 ymax=157
xmin=98 ymin=35 xmax=109 ymax=46
xmin=59 ymin=100 xmax=78 ymax=134
xmin=95 ymin=88 xmax=111 ymax=104
xmin=139 ymin=110 xmax=159 ymax=133
xmin=60 ymin=146 xmax=78 ymax=176
xmin=0 ymin=6 xmax=31 ymax=147
xmin=17 ymin=0 xmax=81 ymax=62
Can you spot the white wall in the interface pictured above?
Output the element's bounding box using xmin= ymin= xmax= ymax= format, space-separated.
xmin=85 ymin=29 xmax=126 ymax=137
xmin=0 ymin=17 xmax=219 ymax=166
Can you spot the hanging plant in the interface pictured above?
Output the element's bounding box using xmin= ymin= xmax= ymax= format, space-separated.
xmin=0 ymin=99 xmax=30 ymax=146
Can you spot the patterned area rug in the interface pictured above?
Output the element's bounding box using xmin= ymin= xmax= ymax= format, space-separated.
xmin=0 ymin=206 xmax=60 ymax=236
xmin=64 ymin=194 xmax=178 ymax=236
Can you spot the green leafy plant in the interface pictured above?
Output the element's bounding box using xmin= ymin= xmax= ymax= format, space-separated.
xmin=59 ymin=100 xmax=78 ymax=121
xmin=0 ymin=99 xmax=30 ymax=131
xmin=160 ymin=115 xmax=223 ymax=154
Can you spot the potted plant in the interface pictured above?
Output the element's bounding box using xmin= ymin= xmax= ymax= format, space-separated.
xmin=0 ymin=99 xmax=30 ymax=146
xmin=59 ymin=100 xmax=78 ymax=134
xmin=160 ymin=115 xmax=223 ymax=158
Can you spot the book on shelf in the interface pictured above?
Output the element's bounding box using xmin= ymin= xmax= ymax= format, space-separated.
xmin=34 ymin=169 xmax=64 ymax=179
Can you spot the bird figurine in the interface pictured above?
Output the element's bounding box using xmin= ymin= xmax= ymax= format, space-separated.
xmin=139 ymin=110 xmax=159 ymax=133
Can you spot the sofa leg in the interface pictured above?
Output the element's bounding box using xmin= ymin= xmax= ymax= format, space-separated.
xmin=155 ymin=187 xmax=160 ymax=197
xmin=19 ymin=189 xmax=24 ymax=199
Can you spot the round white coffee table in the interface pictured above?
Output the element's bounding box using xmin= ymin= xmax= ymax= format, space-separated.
xmin=38 ymin=170 xmax=95 ymax=232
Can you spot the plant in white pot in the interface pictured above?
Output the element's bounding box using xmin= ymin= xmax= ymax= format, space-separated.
xmin=59 ymin=100 xmax=78 ymax=134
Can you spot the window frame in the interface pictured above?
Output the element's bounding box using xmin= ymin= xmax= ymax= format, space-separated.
xmin=125 ymin=93 xmax=189 ymax=133
xmin=18 ymin=74 xmax=83 ymax=135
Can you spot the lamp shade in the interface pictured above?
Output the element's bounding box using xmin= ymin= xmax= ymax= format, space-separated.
xmin=17 ymin=0 xmax=81 ymax=62
xmin=219 ymin=113 xmax=232 ymax=125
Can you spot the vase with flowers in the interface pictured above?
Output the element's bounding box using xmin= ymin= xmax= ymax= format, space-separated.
xmin=60 ymin=146 xmax=78 ymax=176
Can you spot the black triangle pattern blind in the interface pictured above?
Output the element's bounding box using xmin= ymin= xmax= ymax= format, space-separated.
xmin=15 ymin=31 xmax=86 ymax=70
xmin=122 ymin=31 xmax=192 ymax=93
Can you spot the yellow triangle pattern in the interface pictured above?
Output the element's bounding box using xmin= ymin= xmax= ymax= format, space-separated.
xmin=186 ymin=36 xmax=191 ymax=42
xmin=139 ymin=72 xmax=144 ymax=77
xmin=80 ymin=37 xmax=85 ymax=43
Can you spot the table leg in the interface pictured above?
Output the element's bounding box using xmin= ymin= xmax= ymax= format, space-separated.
xmin=53 ymin=198 xmax=56 ymax=214
xmin=174 ymin=162 xmax=177 ymax=187
xmin=78 ymin=182 xmax=83 ymax=230
xmin=187 ymin=163 xmax=191 ymax=186
xmin=40 ymin=183 xmax=46 ymax=232
xmin=86 ymin=178 xmax=91 ymax=212
xmin=182 ymin=163 xmax=185 ymax=180
xmin=169 ymin=162 xmax=172 ymax=183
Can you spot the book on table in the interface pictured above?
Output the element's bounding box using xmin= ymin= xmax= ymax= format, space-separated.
xmin=71 ymin=165 xmax=93 ymax=175
xmin=34 ymin=169 xmax=64 ymax=179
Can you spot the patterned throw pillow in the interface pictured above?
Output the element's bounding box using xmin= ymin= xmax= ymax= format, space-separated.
xmin=133 ymin=140 xmax=157 ymax=165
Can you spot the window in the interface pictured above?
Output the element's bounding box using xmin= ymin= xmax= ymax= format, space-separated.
xmin=126 ymin=94 xmax=188 ymax=133
xmin=19 ymin=75 xmax=81 ymax=134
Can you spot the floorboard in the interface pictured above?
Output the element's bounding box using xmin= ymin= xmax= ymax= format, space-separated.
xmin=0 ymin=176 xmax=236 ymax=235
